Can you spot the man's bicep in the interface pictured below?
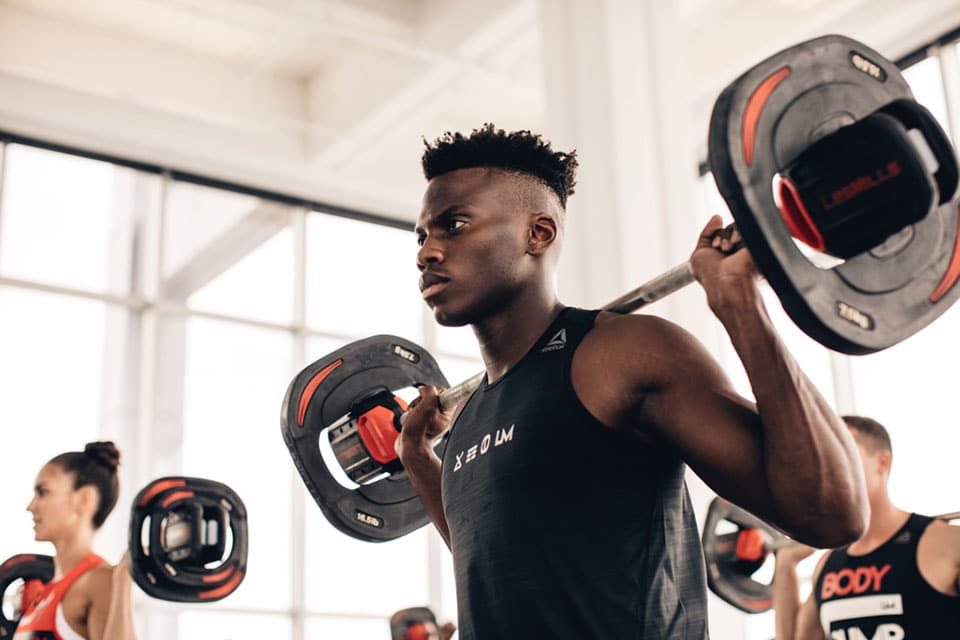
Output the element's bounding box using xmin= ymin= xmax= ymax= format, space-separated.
xmin=796 ymin=593 xmax=825 ymax=640
xmin=795 ymin=550 xmax=831 ymax=640
xmin=580 ymin=315 xmax=777 ymax=517
xmin=948 ymin=523 xmax=960 ymax=590
xmin=639 ymin=335 xmax=780 ymax=521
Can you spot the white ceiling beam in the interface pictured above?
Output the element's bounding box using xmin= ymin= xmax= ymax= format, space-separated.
xmin=163 ymin=201 xmax=292 ymax=299
xmin=0 ymin=70 xmax=418 ymax=220
xmin=0 ymin=4 xmax=311 ymax=135
xmin=148 ymin=0 xmax=419 ymax=46
xmin=686 ymin=0 xmax=960 ymax=156
xmin=305 ymin=0 xmax=538 ymax=169
xmin=152 ymin=0 xmax=479 ymax=75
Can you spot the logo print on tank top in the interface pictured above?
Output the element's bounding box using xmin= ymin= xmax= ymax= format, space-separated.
xmin=452 ymin=424 xmax=515 ymax=471
xmin=540 ymin=328 xmax=567 ymax=352
xmin=821 ymin=564 xmax=892 ymax=599
xmin=17 ymin=592 xmax=53 ymax=626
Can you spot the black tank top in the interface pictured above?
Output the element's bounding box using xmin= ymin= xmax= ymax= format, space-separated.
xmin=441 ymin=308 xmax=708 ymax=639
xmin=813 ymin=513 xmax=960 ymax=638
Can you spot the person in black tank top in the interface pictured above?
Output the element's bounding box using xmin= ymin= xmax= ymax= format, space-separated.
xmin=443 ymin=308 xmax=707 ymax=637
xmin=399 ymin=125 xmax=869 ymax=639
xmin=774 ymin=416 xmax=960 ymax=639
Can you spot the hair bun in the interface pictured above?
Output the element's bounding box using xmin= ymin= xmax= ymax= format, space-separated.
xmin=84 ymin=441 xmax=120 ymax=472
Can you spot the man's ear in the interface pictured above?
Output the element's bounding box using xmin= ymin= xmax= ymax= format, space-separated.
xmin=527 ymin=213 xmax=558 ymax=255
xmin=877 ymin=450 xmax=893 ymax=475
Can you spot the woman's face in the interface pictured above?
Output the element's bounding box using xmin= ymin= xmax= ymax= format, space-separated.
xmin=26 ymin=463 xmax=83 ymax=542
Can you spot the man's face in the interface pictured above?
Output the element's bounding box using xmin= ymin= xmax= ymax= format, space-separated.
xmin=415 ymin=168 xmax=536 ymax=326
xmin=850 ymin=431 xmax=890 ymax=498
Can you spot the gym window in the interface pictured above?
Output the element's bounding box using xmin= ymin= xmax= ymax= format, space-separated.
xmin=0 ymin=135 xmax=473 ymax=638
xmin=696 ymin=27 xmax=960 ymax=640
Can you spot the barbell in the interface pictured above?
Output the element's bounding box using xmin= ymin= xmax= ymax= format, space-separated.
xmin=702 ymin=497 xmax=959 ymax=613
xmin=0 ymin=476 xmax=249 ymax=635
xmin=128 ymin=476 xmax=248 ymax=603
xmin=282 ymin=34 xmax=960 ymax=542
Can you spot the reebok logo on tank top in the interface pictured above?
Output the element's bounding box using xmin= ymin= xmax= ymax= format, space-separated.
xmin=540 ymin=328 xmax=567 ymax=352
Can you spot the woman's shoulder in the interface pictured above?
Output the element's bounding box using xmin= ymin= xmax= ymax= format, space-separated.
xmin=72 ymin=558 xmax=114 ymax=595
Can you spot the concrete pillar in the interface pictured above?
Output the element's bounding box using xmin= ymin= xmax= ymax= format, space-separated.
xmin=538 ymin=1 xmax=744 ymax=635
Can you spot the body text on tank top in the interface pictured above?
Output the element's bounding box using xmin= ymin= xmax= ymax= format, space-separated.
xmin=814 ymin=513 xmax=960 ymax=639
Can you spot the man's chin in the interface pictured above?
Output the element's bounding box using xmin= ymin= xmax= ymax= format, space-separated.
xmin=432 ymin=306 xmax=470 ymax=327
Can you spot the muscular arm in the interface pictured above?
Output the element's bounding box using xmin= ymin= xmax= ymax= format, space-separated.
xmin=953 ymin=524 xmax=960 ymax=594
xmin=401 ymin=445 xmax=450 ymax=548
xmin=773 ymin=548 xmax=826 ymax=640
xmin=575 ymin=223 xmax=867 ymax=547
xmin=918 ymin=519 xmax=960 ymax=595
xmin=705 ymin=295 xmax=866 ymax=545
xmin=576 ymin=310 xmax=865 ymax=547
xmin=940 ymin=520 xmax=960 ymax=594
xmin=676 ymin=218 xmax=864 ymax=544
xmin=397 ymin=385 xmax=455 ymax=549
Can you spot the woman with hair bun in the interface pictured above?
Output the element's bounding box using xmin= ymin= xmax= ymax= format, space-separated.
xmin=16 ymin=441 xmax=136 ymax=639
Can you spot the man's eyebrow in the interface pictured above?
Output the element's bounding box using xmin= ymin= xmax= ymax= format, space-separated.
xmin=414 ymin=206 xmax=463 ymax=235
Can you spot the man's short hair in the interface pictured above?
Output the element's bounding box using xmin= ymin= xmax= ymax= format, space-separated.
xmin=421 ymin=123 xmax=578 ymax=207
xmin=842 ymin=415 xmax=893 ymax=455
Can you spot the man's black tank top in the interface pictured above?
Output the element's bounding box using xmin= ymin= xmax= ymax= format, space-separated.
xmin=441 ymin=308 xmax=708 ymax=639
xmin=813 ymin=513 xmax=960 ymax=638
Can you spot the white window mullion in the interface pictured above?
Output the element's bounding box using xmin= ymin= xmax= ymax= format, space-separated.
xmin=936 ymin=42 xmax=960 ymax=145
xmin=291 ymin=208 xmax=308 ymax=640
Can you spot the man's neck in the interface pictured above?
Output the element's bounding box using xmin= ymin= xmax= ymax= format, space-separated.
xmin=848 ymin=495 xmax=909 ymax=555
xmin=473 ymin=291 xmax=564 ymax=384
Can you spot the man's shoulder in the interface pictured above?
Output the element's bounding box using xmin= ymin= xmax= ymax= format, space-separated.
xmin=572 ymin=311 xmax=724 ymax=421
xmin=921 ymin=516 xmax=960 ymax=553
xmin=585 ymin=311 xmax=712 ymax=366
xmin=591 ymin=311 xmax=693 ymax=344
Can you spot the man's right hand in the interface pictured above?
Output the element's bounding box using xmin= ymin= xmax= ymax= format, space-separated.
xmin=775 ymin=542 xmax=818 ymax=567
xmin=438 ymin=621 xmax=457 ymax=640
xmin=396 ymin=385 xmax=453 ymax=463
xmin=396 ymin=384 xmax=455 ymax=548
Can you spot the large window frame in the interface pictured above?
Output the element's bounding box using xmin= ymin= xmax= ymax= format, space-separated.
xmin=0 ymin=132 xmax=470 ymax=639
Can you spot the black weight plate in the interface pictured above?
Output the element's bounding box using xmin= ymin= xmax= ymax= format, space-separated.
xmin=282 ymin=335 xmax=448 ymax=542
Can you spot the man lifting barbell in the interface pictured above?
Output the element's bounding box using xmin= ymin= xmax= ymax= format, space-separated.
xmin=392 ymin=36 xmax=960 ymax=638
xmin=283 ymin=34 xmax=960 ymax=638
xmin=397 ymin=120 xmax=868 ymax=637
xmin=773 ymin=416 xmax=960 ymax=639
